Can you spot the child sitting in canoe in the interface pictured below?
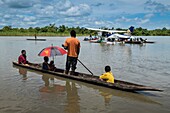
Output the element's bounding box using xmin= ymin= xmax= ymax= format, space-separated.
xmin=49 ymin=60 xmax=56 ymax=71
xmin=99 ymin=65 xmax=114 ymax=83
xmin=42 ymin=56 xmax=50 ymax=70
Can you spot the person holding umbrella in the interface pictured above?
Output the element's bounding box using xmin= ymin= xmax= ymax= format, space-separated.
xmin=62 ymin=30 xmax=80 ymax=75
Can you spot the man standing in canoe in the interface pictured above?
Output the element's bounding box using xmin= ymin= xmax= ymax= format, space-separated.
xmin=62 ymin=30 xmax=80 ymax=75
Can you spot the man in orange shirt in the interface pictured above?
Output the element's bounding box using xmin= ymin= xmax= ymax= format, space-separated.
xmin=62 ymin=30 xmax=80 ymax=74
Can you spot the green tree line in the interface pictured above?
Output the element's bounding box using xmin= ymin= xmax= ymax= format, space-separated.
xmin=0 ymin=24 xmax=170 ymax=36
xmin=132 ymin=27 xmax=170 ymax=36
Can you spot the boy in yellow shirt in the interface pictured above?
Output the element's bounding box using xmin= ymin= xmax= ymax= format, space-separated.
xmin=99 ymin=66 xmax=114 ymax=83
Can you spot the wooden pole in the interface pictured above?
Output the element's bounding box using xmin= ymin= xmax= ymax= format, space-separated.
xmin=77 ymin=59 xmax=93 ymax=75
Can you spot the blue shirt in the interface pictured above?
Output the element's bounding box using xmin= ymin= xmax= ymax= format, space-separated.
xmin=42 ymin=62 xmax=49 ymax=70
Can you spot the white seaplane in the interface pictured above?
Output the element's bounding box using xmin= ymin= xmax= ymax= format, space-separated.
xmin=86 ymin=26 xmax=135 ymax=44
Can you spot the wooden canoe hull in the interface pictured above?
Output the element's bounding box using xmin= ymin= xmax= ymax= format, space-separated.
xmin=26 ymin=39 xmax=46 ymax=41
xmin=125 ymin=41 xmax=143 ymax=44
xmin=12 ymin=62 xmax=163 ymax=92
xmin=143 ymin=41 xmax=155 ymax=43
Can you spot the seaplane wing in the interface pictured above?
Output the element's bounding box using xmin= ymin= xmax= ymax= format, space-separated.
xmin=86 ymin=28 xmax=127 ymax=33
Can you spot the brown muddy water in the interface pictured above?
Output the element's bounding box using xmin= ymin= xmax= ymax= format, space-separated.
xmin=0 ymin=36 xmax=170 ymax=113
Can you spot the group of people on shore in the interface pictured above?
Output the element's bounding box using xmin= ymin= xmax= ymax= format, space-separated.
xmin=18 ymin=30 xmax=114 ymax=83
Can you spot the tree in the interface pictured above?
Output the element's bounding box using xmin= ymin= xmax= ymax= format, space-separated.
xmin=58 ymin=25 xmax=66 ymax=32
xmin=48 ymin=24 xmax=57 ymax=33
xmin=2 ymin=26 xmax=12 ymax=31
xmin=35 ymin=27 xmax=40 ymax=32
xmin=28 ymin=27 xmax=35 ymax=32
xmin=40 ymin=26 xmax=48 ymax=32
xmin=20 ymin=28 xmax=25 ymax=32
xmin=162 ymin=27 xmax=167 ymax=31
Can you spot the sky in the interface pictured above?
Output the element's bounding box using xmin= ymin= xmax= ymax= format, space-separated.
xmin=0 ymin=0 xmax=170 ymax=29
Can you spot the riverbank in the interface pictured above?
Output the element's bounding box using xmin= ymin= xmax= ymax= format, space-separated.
xmin=0 ymin=32 xmax=88 ymax=36
xmin=1 ymin=25 xmax=170 ymax=36
xmin=0 ymin=31 xmax=170 ymax=37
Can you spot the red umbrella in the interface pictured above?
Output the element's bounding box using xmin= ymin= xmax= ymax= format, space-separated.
xmin=38 ymin=46 xmax=67 ymax=57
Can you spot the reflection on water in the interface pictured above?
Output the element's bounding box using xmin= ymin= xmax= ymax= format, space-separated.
xmin=19 ymin=68 xmax=27 ymax=80
xmin=77 ymin=78 xmax=161 ymax=105
xmin=99 ymin=88 xmax=113 ymax=106
xmin=65 ymin=81 xmax=80 ymax=113
xmin=39 ymin=74 xmax=65 ymax=93
xmin=15 ymin=65 xmax=160 ymax=106
xmin=39 ymin=73 xmax=80 ymax=113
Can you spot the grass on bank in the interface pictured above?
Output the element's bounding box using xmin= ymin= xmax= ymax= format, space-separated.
xmin=0 ymin=31 xmax=89 ymax=36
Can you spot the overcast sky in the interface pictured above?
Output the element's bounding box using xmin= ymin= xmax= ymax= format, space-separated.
xmin=0 ymin=0 xmax=169 ymax=29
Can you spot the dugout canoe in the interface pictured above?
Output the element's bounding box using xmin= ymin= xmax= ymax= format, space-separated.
xmin=143 ymin=41 xmax=155 ymax=43
xmin=26 ymin=39 xmax=46 ymax=41
xmin=12 ymin=61 xmax=163 ymax=92
xmin=125 ymin=41 xmax=143 ymax=44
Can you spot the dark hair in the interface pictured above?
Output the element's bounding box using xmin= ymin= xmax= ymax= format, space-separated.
xmin=44 ymin=56 xmax=49 ymax=62
xmin=105 ymin=65 xmax=111 ymax=72
xmin=21 ymin=50 xmax=26 ymax=53
xmin=50 ymin=60 xmax=54 ymax=64
xmin=70 ymin=30 xmax=76 ymax=37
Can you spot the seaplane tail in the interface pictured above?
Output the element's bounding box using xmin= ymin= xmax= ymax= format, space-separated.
xmin=124 ymin=26 xmax=134 ymax=35
xmin=128 ymin=26 xmax=134 ymax=33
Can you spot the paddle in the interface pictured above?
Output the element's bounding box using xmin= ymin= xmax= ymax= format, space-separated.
xmin=77 ymin=59 xmax=93 ymax=76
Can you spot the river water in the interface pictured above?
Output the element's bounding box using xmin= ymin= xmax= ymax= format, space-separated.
xmin=0 ymin=36 xmax=170 ymax=113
